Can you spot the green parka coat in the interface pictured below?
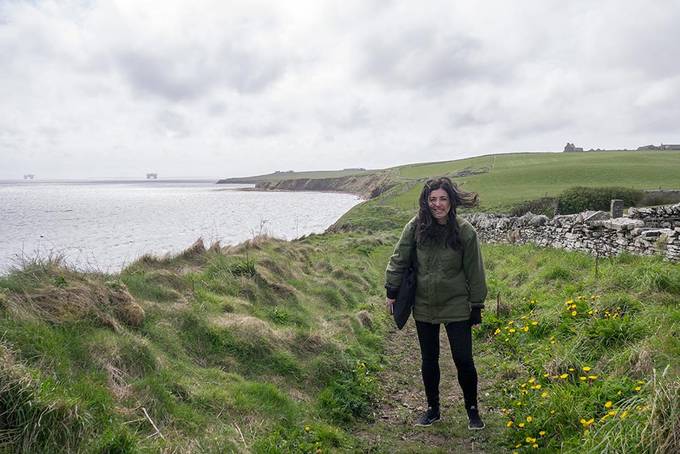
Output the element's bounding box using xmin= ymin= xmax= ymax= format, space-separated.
xmin=385 ymin=216 xmax=487 ymax=323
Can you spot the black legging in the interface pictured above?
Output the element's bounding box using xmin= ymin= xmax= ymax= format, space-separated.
xmin=415 ymin=320 xmax=478 ymax=410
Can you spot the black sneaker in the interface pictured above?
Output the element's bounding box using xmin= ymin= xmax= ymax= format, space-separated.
xmin=467 ymin=406 xmax=485 ymax=430
xmin=415 ymin=407 xmax=440 ymax=426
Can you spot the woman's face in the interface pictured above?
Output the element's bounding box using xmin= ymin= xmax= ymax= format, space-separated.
xmin=428 ymin=188 xmax=451 ymax=224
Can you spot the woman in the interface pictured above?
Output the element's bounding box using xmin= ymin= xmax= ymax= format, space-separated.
xmin=385 ymin=177 xmax=487 ymax=430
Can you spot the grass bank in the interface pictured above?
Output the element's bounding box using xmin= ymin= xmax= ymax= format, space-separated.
xmin=0 ymin=234 xmax=395 ymax=453
xmin=1 ymin=235 xmax=677 ymax=452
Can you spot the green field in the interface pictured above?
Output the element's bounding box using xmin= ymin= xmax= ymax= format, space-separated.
xmin=388 ymin=151 xmax=680 ymax=211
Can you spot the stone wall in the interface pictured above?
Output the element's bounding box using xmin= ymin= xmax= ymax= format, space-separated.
xmin=464 ymin=203 xmax=680 ymax=262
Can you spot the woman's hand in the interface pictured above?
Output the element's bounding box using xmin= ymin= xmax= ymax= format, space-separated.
xmin=470 ymin=308 xmax=482 ymax=326
xmin=385 ymin=297 xmax=396 ymax=314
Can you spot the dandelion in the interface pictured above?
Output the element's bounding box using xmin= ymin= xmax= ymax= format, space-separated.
xmin=522 ymin=326 xmax=529 ymax=332
xmin=494 ymin=328 xmax=501 ymax=335
xmin=566 ymin=299 xmax=573 ymax=305
xmin=525 ymin=437 xmax=536 ymax=443
xmin=580 ymin=418 xmax=594 ymax=427
xmin=608 ymin=410 xmax=618 ymax=416
xmin=526 ymin=416 xmax=533 ymax=423
xmin=532 ymin=384 xmax=542 ymax=390
xmin=531 ymin=321 xmax=538 ymax=326
xmin=637 ymin=380 xmax=645 ymax=384
xmin=604 ymin=401 xmax=613 ymax=409
xmin=528 ymin=377 xmax=535 ymax=383
xmin=634 ymin=386 xmax=641 ymax=392
xmin=507 ymin=421 xmax=514 ymax=427
xmin=543 ymin=373 xmax=549 ymax=377
xmin=571 ymin=311 xmax=577 ymax=316
xmin=518 ymin=422 xmax=525 ymax=428
xmin=582 ymin=366 xmax=591 ymax=372
xmin=541 ymin=391 xmax=549 ymax=398
xmin=532 ymin=444 xmax=539 ymax=449
xmin=509 ymin=328 xmax=517 ymax=333
xmin=550 ymin=410 xmax=555 ymax=415
xmin=621 ymin=410 xmax=629 ymax=419
xmin=539 ymin=431 xmax=546 ymax=436
xmin=588 ymin=375 xmax=598 ymax=380
xmin=568 ymin=367 xmax=575 ymax=372
xmin=305 ymin=425 xmax=311 ymax=432
xmin=559 ymin=373 xmax=568 ymax=379
xmin=579 ymin=376 xmax=587 ymax=381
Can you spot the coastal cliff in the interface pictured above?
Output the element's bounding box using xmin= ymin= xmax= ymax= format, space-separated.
xmin=254 ymin=172 xmax=397 ymax=199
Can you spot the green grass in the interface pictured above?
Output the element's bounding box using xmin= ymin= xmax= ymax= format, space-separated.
xmin=2 ymin=150 xmax=680 ymax=451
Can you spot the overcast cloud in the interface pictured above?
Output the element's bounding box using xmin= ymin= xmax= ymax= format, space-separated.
xmin=1 ymin=0 xmax=679 ymax=179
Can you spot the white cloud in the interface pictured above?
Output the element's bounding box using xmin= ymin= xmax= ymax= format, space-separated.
xmin=0 ymin=0 xmax=679 ymax=178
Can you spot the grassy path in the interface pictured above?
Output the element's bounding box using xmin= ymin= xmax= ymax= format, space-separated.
xmin=353 ymin=318 xmax=503 ymax=453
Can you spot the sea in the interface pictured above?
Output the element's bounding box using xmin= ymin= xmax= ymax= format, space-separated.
xmin=0 ymin=179 xmax=362 ymax=275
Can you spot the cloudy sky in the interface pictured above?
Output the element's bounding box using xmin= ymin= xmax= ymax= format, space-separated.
xmin=1 ymin=0 xmax=679 ymax=179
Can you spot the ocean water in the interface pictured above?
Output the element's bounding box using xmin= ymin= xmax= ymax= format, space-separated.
xmin=0 ymin=179 xmax=361 ymax=274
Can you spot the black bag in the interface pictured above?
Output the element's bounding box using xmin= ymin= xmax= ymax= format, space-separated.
xmin=393 ymin=246 xmax=417 ymax=330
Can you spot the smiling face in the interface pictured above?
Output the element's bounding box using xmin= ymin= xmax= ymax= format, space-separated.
xmin=428 ymin=188 xmax=451 ymax=224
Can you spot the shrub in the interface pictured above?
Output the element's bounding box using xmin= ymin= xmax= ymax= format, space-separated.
xmin=509 ymin=197 xmax=558 ymax=217
xmin=556 ymin=187 xmax=644 ymax=214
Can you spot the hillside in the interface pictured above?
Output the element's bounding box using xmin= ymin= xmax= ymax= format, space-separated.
xmin=1 ymin=150 xmax=678 ymax=453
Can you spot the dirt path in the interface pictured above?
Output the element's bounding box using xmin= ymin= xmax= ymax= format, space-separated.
xmin=352 ymin=319 xmax=501 ymax=453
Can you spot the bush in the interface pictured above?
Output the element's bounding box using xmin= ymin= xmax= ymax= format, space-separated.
xmin=556 ymin=187 xmax=644 ymax=214
xmin=509 ymin=197 xmax=558 ymax=217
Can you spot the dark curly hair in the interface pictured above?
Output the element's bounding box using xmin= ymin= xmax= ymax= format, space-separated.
xmin=415 ymin=177 xmax=479 ymax=250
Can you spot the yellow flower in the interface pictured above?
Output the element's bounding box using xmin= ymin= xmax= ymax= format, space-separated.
xmin=522 ymin=326 xmax=529 ymax=332
xmin=571 ymin=311 xmax=577 ymax=316
xmin=588 ymin=375 xmax=598 ymax=380
xmin=559 ymin=373 xmax=568 ymax=379
xmin=518 ymin=422 xmax=525 ymax=428
xmin=637 ymin=380 xmax=645 ymax=384
xmin=608 ymin=410 xmax=618 ymax=416
xmin=580 ymin=418 xmax=594 ymax=427
xmin=507 ymin=421 xmax=514 ymax=427
xmin=621 ymin=410 xmax=629 ymax=419
xmin=582 ymin=366 xmax=591 ymax=372
xmin=532 ymin=444 xmax=539 ymax=449
xmin=634 ymin=386 xmax=641 ymax=391
xmin=532 ymin=384 xmax=542 ymax=390
xmin=543 ymin=373 xmax=549 ymax=377
xmin=539 ymin=430 xmax=546 ymax=436
xmin=525 ymin=436 xmax=536 ymax=443
xmin=304 ymin=425 xmax=311 ymax=432
xmin=566 ymin=299 xmax=574 ymax=305
xmin=541 ymin=391 xmax=549 ymax=398
xmin=531 ymin=321 xmax=538 ymax=326
xmin=550 ymin=410 xmax=555 ymax=414
xmin=494 ymin=328 xmax=501 ymax=335
xmin=528 ymin=377 xmax=535 ymax=383
xmin=568 ymin=367 xmax=575 ymax=372
xmin=526 ymin=416 xmax=533 ymax=423
xmin=579 ymin=376 xmax=587 ymax=381
xmin=509 ymin=328 xmax=516 ymax=333
xmin=604 ymin=401 xmax=613 ymax=408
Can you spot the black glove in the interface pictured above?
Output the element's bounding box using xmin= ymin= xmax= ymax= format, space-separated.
xmin=469 ymin=308 xmax=482 ymax=326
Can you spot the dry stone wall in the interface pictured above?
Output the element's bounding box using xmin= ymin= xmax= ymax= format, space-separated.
xmin=464 ymin=203 xmax=680 ymax=262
